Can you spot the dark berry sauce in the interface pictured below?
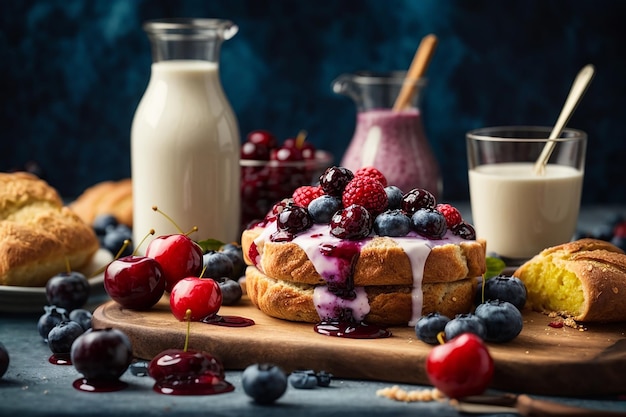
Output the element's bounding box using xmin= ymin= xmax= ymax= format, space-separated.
xmin=202 ymin=314 xmax=255 ymax=327
xmin=72 ymin=378 xmax=128 ymax=392
xmin=48 ymin=353 xmax=72 ymax=365
xmin=248 ymin=243 xmax=260 ymax=268
xmin=314 ymin=320 xmax=392 ymax=339
xmin=318 ymin=241 xmax=361 ymax=288
xmin=152 ymin=376 xmax=234 ymax=396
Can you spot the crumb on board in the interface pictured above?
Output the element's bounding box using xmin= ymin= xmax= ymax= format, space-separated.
xmin=546 ymin=311 xmax=587 ymax=331
xmin=376 ymin=385 xmax=446 ymax=402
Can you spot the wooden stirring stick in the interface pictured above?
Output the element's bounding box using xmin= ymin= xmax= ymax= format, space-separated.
xmin=392 ymin=34 xmax=438 ymax=111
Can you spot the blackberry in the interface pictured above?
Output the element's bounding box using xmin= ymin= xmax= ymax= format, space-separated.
xmin=319 ymin=166 xmax=354 ymax=196
xmin=411 ymin=208 xmax=447 ymax=239
xmin=373 ymin=209 xmax=411 ymax=237
xmin=330 ymin=204 xmax=372 ymax=240
xmin=308 ymin=195 xmax=342 ymax=224
xmin=452 ymin=221 xmax=477 ymax=240
xmin=276 ymin=205 xmax=313 ymax=234
xmin=402 ymin=188 xmax=436 ymax=214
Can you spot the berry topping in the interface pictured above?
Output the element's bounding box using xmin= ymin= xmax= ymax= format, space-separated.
xmin=411 ymin=208 xmax=447 ymax=239
xmin=384 ymin=185 xmax=404 ymax=210
xmin=435 ymin=203 xmax=463 ymax=228
xmin=444 ymin=313 xmax=487 ymax=341
xmin=319 ymin=166 xmax=354 ymax=197
xmin=373 ymin=209 xmax=411 ymax=237
xmin=276 ymin=205 xmax=313 ymax=234
xmin=263 ymin=198 xmax=294 ymax=223
xmin=342 ymin=176 xmax=388 ymax=215
xmin=451 ymin=221 xmax=476 ymax=240
xmin=474 ymin=300 xmax=524 ymax=343
xmin=308 ymin=195 xmax=342 ymax=224
xmin=415 ymin=312 xmax=451 ymax=345
xmin=354 ymin=166 xmax=388 ymax=187
xmin=292 ymin=185 xmax=325 ymax=208
xmin=329 ymin=204 xmax=373 ymax=240
xmin=402 ymin=188 xmax=436 ymax=214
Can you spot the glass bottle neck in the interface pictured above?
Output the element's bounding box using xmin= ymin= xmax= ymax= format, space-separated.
xmin=143 ymin=18 xmax=237 ymax=63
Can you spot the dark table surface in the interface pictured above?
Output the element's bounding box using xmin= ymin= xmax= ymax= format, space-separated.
xmin=2 ymin=204 xmax=626 ymax=417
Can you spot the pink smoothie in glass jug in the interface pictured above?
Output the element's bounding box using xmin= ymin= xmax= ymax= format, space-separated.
xmin=334 ymin=72 xmax=441 ymax=197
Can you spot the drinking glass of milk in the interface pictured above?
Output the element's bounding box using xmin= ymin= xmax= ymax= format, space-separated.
xmin=467 ymin=126 xmax=587 ymax=262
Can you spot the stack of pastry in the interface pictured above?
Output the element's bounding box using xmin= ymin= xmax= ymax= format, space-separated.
xmin=0 ymin=172 xmax=99 ymax=287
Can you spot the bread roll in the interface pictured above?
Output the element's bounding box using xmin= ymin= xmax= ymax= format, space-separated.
xmin=514 ymin=238 xmax=626 ymax=322
xmin=0 ymin=172 xmax=100 ymax=287
xmin=69 ymin=178 xmax=132 ymax=227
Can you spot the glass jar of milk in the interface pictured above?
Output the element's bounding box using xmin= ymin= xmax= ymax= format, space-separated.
xmin=131 ymin=19 xmax=240 ymax=251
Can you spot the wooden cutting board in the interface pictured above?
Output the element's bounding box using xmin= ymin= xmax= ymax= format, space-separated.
xmin=93 ymin=296 xmax=626 ymax=397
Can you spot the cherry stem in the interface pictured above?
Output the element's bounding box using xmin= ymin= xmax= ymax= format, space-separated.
xmin=114 ymin=240 xmax=131 ymax=260
xmin=184 ymin=226 xmax=198 ymax=238
xmin=184 ymin=309 xmax=192 ymax=352
xmin=64 ymin=257 xmax=71 ymax=273
xmin=436 ymin=331 xmax=446 ymax=345
xmin=481 ymin=275 xmax=486 ymax=304
xmin=152 ymin=205 xmax=184 ymax=235
xmin=132 ymin=229 xmax=155 ymax=256
xmin=295 ymin=129 xmax=308 ymax=149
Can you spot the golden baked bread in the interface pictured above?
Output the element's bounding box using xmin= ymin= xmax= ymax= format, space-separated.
xmin=242 ymin=221 xmax=486 ymax=326
xmin=69 ymin=178 xmax=132 ymax=227
xmin=0 ymin=172 xmax=100 ymax=287
xmin=514 ymin=238 xmax=626 ymax=322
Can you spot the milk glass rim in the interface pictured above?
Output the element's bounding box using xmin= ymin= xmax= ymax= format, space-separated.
xmin=347 ymin=71 xmax=427 ymax=87
xmin=467 ymin=125 xmax=586 ymax=143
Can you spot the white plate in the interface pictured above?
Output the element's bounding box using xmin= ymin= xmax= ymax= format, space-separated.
xmin=0 ymin=249 xmax=113 ymax=314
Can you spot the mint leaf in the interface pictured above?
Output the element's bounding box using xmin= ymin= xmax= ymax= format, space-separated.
xmin=484 ymin=256 xmax=506 ymax=279
xmin=196 ymin=238 xmax=225 ymax=253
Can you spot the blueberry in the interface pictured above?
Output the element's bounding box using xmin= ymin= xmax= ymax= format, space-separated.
xmin=38 ymin=306 xmax=69 ymax=342
xmin=415 ymin=312 xmax=451 ymax=344
xmin=202 ymin=251 xmax=234 ymax=279
xmin=475 ymin=300 xmax=523 ymax=343
xmin=220 ymin=244 xmax=246 ymax=279
xmin=129 ymin=361 xmax=150 ymax=377
xmin=479 ymin=275 xmax=527 ymax=311
xmin=374 ymin=209 xmax=411 ymax=237
xmin=103 ymin=224 xmax=133 ymax=257
xmin=315 ymin=370 xmax=333 ymax=387
xmin=444 ymin=313 xmax=487 ymax=341
xmin=69 ymin=309 xmax=93 ymax=331
xmin=411 ymin=208 xmax=447 ymax=239
xmin=241 ymin=363 xmax=288 ymax=404
xmin=215 ymin=277 xmax=243 ymax=305
xmin=93 ymin=214 xmax=118 ymax=236
xmin=46 ymin=271 xmax=90 ymax=311
xmin=384 ymin=186 xmax=404 ymax=210
xmin=0 ymin=342 xmax=9 ymax=378
xmin=308 ymin=195 xmax=342 ymax=224
xmin=47 ymin=320 xmax=85 ymax=354
xmin=288 ymin=369 xmax=318 ymax=389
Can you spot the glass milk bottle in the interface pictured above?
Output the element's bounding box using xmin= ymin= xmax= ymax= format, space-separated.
xmin=131 ymin=19 xmax=240 ymax=251
xmin=333 ymin=71 xmax=441 ymax=197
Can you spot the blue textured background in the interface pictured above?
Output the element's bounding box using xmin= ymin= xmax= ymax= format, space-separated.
xmin=1 ymin=0 xmax=625 ymax=203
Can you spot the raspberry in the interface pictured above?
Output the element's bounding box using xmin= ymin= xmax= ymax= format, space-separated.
xmin=354 ymin=166 xmax=388 ymax=187
xmin=292 ymin=186 xmax=324 ymax=208
xmin=342 ymin=176 xmax=388 ymax=215
xmin=435 ymin=203 xmax=463 ymax=228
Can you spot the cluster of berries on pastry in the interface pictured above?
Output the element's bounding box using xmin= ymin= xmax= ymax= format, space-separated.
xmin=261 ymin=166 xmax=475 ymax=242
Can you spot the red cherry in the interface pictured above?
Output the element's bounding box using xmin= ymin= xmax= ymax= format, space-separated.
xmin=271 ymin=146 xmax=303 ymax=162
xmin=247 ymin=130 xmax=277 ymax=148
xmin=145 ymin=234 xmax=203 ymax=292
xmin=104 ymin=256 xmax=165 ymax=310
xmin=169 ymin=277 xmax=222 ymax=321
xmin=241 ymin=141 xmax=270 ymax=160
xmin=425 ymin=333 xmax=494 ymax=399
xmin=148 ymin=348 xmax=233 ymax=395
